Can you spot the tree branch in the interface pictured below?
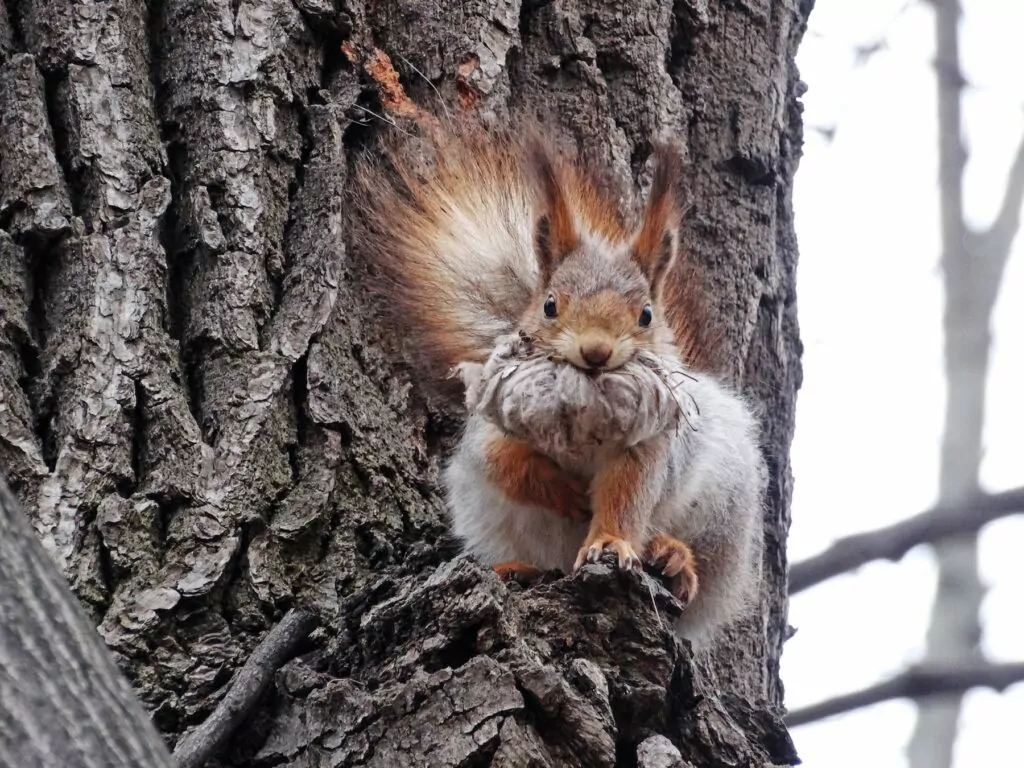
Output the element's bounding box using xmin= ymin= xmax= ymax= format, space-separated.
xmin=787 ymin=661 xmax=1024 ymax=727
xmin=789 ymin=487 xmax=1024 ymax=594
xmin=172 ymin=608 xmax=317 ymax=768
xmin=977 ymin=125 xmax=1024 ymax=258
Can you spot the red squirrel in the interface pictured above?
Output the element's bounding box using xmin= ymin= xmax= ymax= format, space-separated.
xmin=352 ymin=124 xmax=765 ymax=648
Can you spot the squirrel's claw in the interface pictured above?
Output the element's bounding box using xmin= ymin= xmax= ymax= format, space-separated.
xmin=574 ymin=534 xmax=643 ymax=572
xmin=645 ymin=534 xmax=700 ymax=606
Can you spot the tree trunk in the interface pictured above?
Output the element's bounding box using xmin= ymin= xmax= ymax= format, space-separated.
xmin=0 ymin=0 xmax=809 ymax=765
xmin=0 ymin=476 xmax=175 ymax=767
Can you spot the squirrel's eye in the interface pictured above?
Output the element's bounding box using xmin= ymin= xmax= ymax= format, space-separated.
xmin=639 ymin=304 xmax=653 ymax=327
xmin=543 ymin=295 xmax=558 ymax=318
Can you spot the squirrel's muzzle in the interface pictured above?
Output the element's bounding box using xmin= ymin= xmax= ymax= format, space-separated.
xmin=579 ymin=339 xmax=613 ymax=368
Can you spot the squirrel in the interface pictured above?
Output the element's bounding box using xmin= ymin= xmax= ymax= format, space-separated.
xmin=351 ymin=123 xmax=766 ymax=649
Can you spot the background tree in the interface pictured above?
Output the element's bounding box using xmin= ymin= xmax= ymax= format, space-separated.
xmin=908 ymin=1 xmax=1022 ymax=765
xmin=778 ymin=1 xmax=1024 ymax=765
xmin=0 ymin=0 xmax=809 ymax=765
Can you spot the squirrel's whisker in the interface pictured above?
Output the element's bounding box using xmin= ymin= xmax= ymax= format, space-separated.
xmin=353 ymin=105 xmax=413 ymax=137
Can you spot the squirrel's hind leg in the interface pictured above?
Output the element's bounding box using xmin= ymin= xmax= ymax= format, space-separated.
xmin=492 ymin=560 xmax=544 ymax=584
xmin=645 ymin=534 xmax=699 ymax=606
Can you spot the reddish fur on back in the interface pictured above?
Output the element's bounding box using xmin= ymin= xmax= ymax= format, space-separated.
xmin=348 ymin=120 xmax=718 ymax=386
xmin=661 ymin=260 xmax=722 ymax=373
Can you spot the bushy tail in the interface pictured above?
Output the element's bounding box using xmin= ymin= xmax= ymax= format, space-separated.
xmin=349 ymin=120 xmax=721 ymax=386
xmin=349 ymin=125 xmax=545 ymax=383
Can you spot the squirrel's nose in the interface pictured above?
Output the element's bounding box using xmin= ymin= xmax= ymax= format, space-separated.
xmin=580 ymin=341 xmax=613 ymax=367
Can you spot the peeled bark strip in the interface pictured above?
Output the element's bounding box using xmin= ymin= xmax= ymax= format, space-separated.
xmin=0 ymin=0 xmax=809 ymax=764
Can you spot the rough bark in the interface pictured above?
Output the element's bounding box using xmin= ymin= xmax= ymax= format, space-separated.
xmin=0 ymin=0 xmax=809 ymax=765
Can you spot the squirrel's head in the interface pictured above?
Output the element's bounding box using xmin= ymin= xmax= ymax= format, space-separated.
xmin=520 ymin=140 xmax=684 ymax=373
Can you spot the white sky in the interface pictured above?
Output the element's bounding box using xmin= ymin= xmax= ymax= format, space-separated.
xmin=783 ymin=1 xmax=1024 ymax=766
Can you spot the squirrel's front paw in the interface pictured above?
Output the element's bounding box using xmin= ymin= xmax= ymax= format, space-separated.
xmin=645 ymin=534 xmax=699 ymax=606
xmin=552 ymin=477 xmax=591 ymax=524
xmin=574 ymin=533 xmax=643 ymax=572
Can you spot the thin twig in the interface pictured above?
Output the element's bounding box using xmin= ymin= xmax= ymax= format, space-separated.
xmin=787 ymin=661 xmax=1024 ymax=727
xmin=397 ymin=53 xmax=453 ymax=127
xmin=172 ymin=608 xmax=317 ymax=768
xmin=788 ymin=487 xmax=1024 ymax=594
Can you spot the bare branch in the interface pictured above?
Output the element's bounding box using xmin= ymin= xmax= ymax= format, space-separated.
xmin=787 ymin=661 xmax=1024 ymax=728
xmin=977 ymin=126 xmax=1024 ymax=257
xmin=172 ymin=608 xmax=317 ymax=768
xmin=789 ymin=487 xmax=1024 ymax=594
xmin=851 ymin=1 xmax=916 ymax=68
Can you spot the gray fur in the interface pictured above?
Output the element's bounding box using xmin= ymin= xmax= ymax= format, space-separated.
xmin=448 ymin=333 xmax=766 ymax=649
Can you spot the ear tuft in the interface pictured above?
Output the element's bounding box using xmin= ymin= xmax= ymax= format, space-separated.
xmin=632 ymin=141 xmax=686 ymax=293
xmin=526 ymin=136 xmax=579 ymax=286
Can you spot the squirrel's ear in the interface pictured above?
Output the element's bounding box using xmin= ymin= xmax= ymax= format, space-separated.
xmin=632 ymin=142 xmax=685 ymax=294
xmin=527 ymin=139 xmax=579 ymax=286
